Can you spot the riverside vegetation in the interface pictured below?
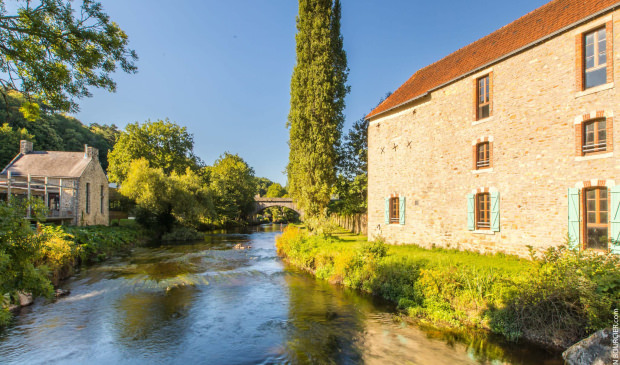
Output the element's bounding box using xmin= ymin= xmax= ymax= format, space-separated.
xmin=276 ymin=226 xmax=620 ymax=349
xmin=0 ymin=200 xmax=140 ymax=327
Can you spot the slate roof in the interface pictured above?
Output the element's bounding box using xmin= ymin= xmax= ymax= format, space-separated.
xmin=1 ymin=151 xmax=91 ymax=178
xmin=367 ymin=0 xmax=620 ymax=119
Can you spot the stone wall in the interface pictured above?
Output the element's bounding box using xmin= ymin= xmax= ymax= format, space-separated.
xmin=76 ymin=158 xmax=109 ymax=226
xmin=367 ymin=11 xmax=620 ymax=257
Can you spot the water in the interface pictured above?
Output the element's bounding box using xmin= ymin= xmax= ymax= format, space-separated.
xmin=0 ymin=225 xmax=562 ymax=364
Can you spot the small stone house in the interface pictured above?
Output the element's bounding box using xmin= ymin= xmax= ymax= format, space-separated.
xmin=0 ymin=140 xmax=109 ymax=226
xmin=366 ymin=0 xmax=620 ymax=256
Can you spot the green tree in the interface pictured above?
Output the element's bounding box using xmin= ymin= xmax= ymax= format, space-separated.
xmin=208 ymin=153 xmax=257 ymax=224
xmin=0 ymin=91 xmax=118 ymax=170
xmin=0 ymin=0 xmax=138 ymax=117
xmin=287 ymin=0 xmax=349 ymax=219
xmin=265 ymin=183 xmax=287 ymax=198
xmin=108 ymin=119 xmax=201 ymax=184
xmin=0 ymin=123 xmax=34 ymax=166
xmin=0 ymin=199 xmax=54 ymax=324
xmin=119 ymin=159 xmax=215 ymax=233
xmin=255 ymin=177 xmax=274 ymax=197
xmin=332 ymin=93 xmax=391 ymax=215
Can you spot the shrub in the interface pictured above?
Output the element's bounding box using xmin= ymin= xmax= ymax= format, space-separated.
xmin=276 ymin=226 xmax=620 ymax=349
xmin=489 ymin=245 xmax=620 ymax=348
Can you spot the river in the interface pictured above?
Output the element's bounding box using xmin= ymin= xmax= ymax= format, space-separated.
xmin=0 ymin=225 xmax=563 ymax=364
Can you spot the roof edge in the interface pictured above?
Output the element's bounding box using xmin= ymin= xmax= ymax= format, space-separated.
xmin=0 ymin=153 xmax=24 ymax=176
xmin=366 ymin=1 xmax=620 ymax=121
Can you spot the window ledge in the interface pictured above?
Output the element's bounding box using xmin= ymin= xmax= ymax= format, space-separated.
xmin=471 ymin=168 xmax=494 ymax=174
xmin=575 ymin=82 xmax=614 ymax=98
xmin=574 ymin=152 xmax=613 ymax=161
xmin=471 ymin=230 xmax=495 ymax=235
xmin=472 ymin=116 xmax=496 ymax=126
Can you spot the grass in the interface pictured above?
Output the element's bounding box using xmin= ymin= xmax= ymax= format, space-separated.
xmin=276 ymin=225 xmax=620 ymax=350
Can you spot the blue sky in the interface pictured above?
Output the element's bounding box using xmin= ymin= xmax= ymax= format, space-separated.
xmin=74 ymin=0 xmax=549 ymax=185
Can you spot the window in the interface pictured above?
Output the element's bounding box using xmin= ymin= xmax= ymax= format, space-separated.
xmin=584 ymin=28 xmax=607 ymax=89
xmin=585 ymin=187 xmax=608 ymax=250
xmin=476 ymin=193 xmax=490 ymax=229
xmin=477 ymin=75 xmax=491 ymax=120
xmin=85 ymin=183 xmax=90 ymax=214
xmin=582 ymin=119 xmax=607 ymax=154
xmin=389 ymin=197 xmax=399 ymax=223
xmin=100 ymin=185 xmax=104 ymax=214
xmin=476 ymin=142 xmax=490 ymax=169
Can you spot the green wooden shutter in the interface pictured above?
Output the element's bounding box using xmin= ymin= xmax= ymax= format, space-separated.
xmin=467 ymin=194 xmax=475 ymax=231
xmin=567 ymin=188 xmax=581 ymax=250
xmin=491 ymin=191 xmax=500 ymax=232
xmin=399 ymin=196 xmax=406 ymax=225
xmin=384 ymin=197 xmax=389 ymax=225
xmin=609 ymin=185 xmax=620 ymax=255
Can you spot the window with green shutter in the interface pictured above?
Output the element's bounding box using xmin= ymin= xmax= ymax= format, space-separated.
xmin=567 ymin=188 xmax=581 ymax=249
xmin=399 ymin=196 xmax=406 ymax=225
xmin=490 ymin=191 xmax=500 ymax=232
xmin=467 ymin=194 xmax=475 ymax=231
xmin=384 ymin=197 xmax=389 ymax=225
xmin=609 ymin=185 xmax=620 ymax=255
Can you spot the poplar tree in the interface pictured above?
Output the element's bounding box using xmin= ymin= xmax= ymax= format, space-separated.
xmin=287 ymin=0 xmax=349 ymax=219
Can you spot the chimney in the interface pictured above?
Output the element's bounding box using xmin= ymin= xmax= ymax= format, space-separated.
xmin=84 ymin=145 xmax=99 ymax=161
xmin=20 ymin=140 xmax=33 ymax=154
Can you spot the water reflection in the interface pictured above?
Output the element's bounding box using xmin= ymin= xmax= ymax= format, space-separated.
xmin=0 ymin=225 xmax=562 ymax=365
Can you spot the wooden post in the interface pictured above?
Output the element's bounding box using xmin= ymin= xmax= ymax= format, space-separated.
xmin=73 ymin=180 xmax=78 ymax=224
xmin=26 ymin=174 xmax=31 ymax=218
xmin=59 ymin=178 xmax=63 ymax=215
xmin=44 ymin=177 xmax=49 ymax=210
xmin=6 ymin=171 xmax=11 ymax=202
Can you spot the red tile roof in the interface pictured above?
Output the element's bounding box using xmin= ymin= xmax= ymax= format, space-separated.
xmin=367 ymin=0 xmax=620 ymax=119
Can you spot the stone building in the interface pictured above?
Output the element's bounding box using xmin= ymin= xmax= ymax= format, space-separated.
xmin=0 ymin=140 xmax=109 ymax=226
xmin=367 ymin=0 xmax=620 ymax=256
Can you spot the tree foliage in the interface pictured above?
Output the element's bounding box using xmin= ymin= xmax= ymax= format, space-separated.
xmin=0 ymin=199 xmax=54 ymax=306
xmin=108 ymin=119 xmax=201 ymax=184
xmin=332 ymin=93 xmax=391 ymax=215
xmin=0 ymin=0 xmax=138 ymax=116
xmin=287 ymin=0 xmax=349 ymax=219
xmin=119 ymin=159 xmax=214 ymax=233
xmin=265 ymin=183 xmax=287 ymax=198
xmin=207 ymin=153 xmax=257 ymax=224
xmin=255 ymin=177 xmax=274 ymax=197
xmin=0 ymin=91 xmax=119 ymax=170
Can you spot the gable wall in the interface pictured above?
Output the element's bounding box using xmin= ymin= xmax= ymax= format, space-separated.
xmin=76 ymin=159 xmax=109 ymax=226
xmin=367 ymin=11 xmax=620 ymax=256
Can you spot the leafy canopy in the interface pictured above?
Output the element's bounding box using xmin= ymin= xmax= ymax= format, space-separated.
xmin=287 ymin=0 xmax=349 ymax=219
xmin=0 ymin=0 xmax=138 ymax=116
xmin=119 ymin=159 xmax=214 ymax=232
xmin=108 ymin=119 xmax=201 ymax=184
xmin=207 ymin=153 xmax=257 ymax=224
xmin=0 ymin=91 xmax=119 ymax=171
xmin=265 ymin=183 xmax=287 ymax=198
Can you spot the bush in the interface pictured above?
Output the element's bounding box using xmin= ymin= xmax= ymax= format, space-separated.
xmin=276 ymin=227 xmax=620 ymax=349
xmin=489 ymin=245 xmax=620 ymax=348
xmin=161 ymin=226 xmax=204 ymax=241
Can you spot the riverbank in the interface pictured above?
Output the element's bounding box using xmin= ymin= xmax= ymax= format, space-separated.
xmin=1 ymin=221 xmax=144 ymax=326
xmin=275 ymin=226 xmax=620 ymax=350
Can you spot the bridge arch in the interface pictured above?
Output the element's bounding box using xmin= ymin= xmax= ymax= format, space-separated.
xmin=253 ymin=197 xmax=303 ymax=219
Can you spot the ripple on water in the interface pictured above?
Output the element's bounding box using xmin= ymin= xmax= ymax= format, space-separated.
xmin=0 ymin=226 xmax=563 ymax=365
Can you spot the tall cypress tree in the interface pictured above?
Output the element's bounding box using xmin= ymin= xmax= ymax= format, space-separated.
xmin=287 ymin=0 xmax=349 ymax=219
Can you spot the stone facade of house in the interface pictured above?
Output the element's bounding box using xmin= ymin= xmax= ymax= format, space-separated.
xmin=77 ymin=147 xmax=109 ymax=226
xmin=367 ymin=1 xmax=620 ymax=257
xmin=0 ymin=141 xmax=109 ymax=226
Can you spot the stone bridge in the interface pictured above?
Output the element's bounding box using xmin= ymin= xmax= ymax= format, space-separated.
xmin=252 ymin=197 xmax=303 ymax=218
